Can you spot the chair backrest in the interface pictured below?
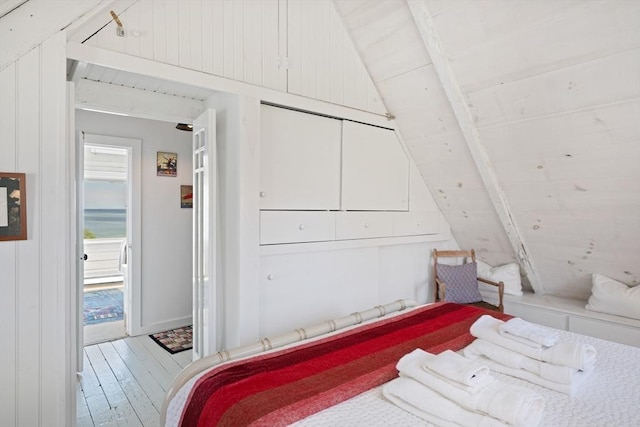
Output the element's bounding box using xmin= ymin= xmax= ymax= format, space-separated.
xmin=432 ymin=249 xmax=476 ymax=301
xmin=433 ymin=249 xmax=476 ymax=265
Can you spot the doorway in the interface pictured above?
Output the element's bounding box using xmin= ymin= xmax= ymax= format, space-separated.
xmin=80 ymin=133 xmax=142 ymax=346
xmin=69 ymin=64 xmax=222 ymax=425
xmin=82 ymin=143 xmax=129 ymax=344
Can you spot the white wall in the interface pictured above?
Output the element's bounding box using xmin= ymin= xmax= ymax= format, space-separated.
xmin=72 ymin=0 xmax=385 ymax=115
xmin=76 ymin=110 xmax=193 ymax=333
xmin=0 ymin=32 xmax=70 ymax=427
xmin=203 ymin=92 xmax=263 ymax=350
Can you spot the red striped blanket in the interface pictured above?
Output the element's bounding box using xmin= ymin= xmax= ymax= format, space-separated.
xmin=180 ymin=303 xmax=511 ymax=426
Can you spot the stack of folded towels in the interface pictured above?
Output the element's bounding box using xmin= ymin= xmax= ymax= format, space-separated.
xmin=383 ymin=348 xmax=545 ymax=427
xmin=462 ymin=315 xmax=597 ymax=395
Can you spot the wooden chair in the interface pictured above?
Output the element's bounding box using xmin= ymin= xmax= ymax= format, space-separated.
xmin=433 ymin=249 xmax=504 ymax=313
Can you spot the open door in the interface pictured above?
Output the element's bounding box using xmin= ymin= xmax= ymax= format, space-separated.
xmin=192 ymin=109 xmax=218 ymax=360
xmin=75 ymin=129 xmax=85 ymax=372
xmin=81 ymin=134 xmax=141 ymax=339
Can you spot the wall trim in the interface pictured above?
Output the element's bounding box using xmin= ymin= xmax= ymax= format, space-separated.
xmin=260 ymin=233 xmax=453 ymax=256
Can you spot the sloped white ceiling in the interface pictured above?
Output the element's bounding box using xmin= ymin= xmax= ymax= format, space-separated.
xmin=0 ymin=0 xmax=101 ymax=69
xmin=335 ymin=0 xmax=640 ymax=299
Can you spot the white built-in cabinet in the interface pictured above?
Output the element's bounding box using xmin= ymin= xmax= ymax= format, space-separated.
xmin=259 ymin=104 xmax=438 ymax=245
xmin=259 ymin=105 xmax=342 ymax=210
xmin=341 ymin=120 xmax=409 ymax=211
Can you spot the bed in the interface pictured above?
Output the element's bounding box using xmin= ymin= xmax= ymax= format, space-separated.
xmin=161 ymin=301 xmax=640 ymax=426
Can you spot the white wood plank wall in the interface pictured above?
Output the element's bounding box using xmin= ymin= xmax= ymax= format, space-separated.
xmin=287 ymin=0 xmax=383 ymax=113
xmin=73 ymin=0 xmax=384 ymax=115
xmin=0 ymin=32 xmax=71 ymax=427
xmin=428 ymin=0 xmax=640 ymax=298
xmin=337 ymin=0 xmax=640 ymax=299
xmin=335 ymin=0 xmax=519 ymax=268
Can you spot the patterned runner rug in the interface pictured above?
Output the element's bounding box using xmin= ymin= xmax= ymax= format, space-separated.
xmin=84 ymin=288 xmax=124 ymax=326
xmin=149 ymin=325 xmax=193 ymax=354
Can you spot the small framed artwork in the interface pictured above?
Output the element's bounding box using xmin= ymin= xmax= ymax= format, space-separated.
xmin=157 ymin=152 xmax=177 ymax=177
xmin=180 ymin=185 xmax=193 ymax=208
xmin=0 ymin=172 xmax=27 ymax=241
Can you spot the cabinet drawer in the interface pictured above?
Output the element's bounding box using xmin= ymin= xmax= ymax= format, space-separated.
xmin=393 ymin=211 xmax=439 ymax=236
xmin=260 ymin=211 xmax=335 ymax=245
xmin=335 ymin=212 xmax=394 ymax=240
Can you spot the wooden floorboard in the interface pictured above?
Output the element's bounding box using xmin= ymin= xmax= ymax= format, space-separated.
xmin=138 ymin=335 xmax=185 ymax=378
xmin=78 ymin=335 xmax=193 ymax=427
xmin=76 ymin=381 xmax=94 ymax=427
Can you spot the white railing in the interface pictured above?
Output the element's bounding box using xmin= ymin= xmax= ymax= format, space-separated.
xmin=84 ymin=237 xmax=125 ymax=283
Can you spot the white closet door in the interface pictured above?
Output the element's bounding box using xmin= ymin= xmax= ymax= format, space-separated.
xmin=259 ymin=105 xmax=341 ymax=210
xmin=341 ymin=121 xmax=409 ymax=211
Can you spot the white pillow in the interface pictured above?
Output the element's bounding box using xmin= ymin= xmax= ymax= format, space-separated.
xmin=476 ymin=260 xmax=523 ymax=296
xmin=586 ymin=274 xmax=640 ymax=320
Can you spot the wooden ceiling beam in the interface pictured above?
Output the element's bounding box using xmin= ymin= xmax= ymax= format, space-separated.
xmin=407 ymin=0 xmax=545 ymax=294
xmin=75 ymin=78 xmax=204 ymax=124
xmin=0 ymin=0 xmax=102 ymax=71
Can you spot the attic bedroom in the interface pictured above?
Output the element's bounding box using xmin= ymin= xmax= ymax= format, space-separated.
xmin=0 ymin=1 xmax=638 ymax=426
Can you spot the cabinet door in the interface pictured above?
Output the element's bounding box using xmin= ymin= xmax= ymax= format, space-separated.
xmin=259 ymin=249 xmax=379 ymax=337
xmin=341 ymin=121 xmax=409 ymax=211
xmin=260 ymin=105 xmax=341 ymax=210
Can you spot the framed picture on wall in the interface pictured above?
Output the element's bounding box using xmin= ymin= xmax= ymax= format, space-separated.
xmin=181 ymin=185 xmax=193 ymax=208
xmin=157 ymin=152 xmax=177 ymax=177
xmin=0 ymin=172 xmax=27 ymax=241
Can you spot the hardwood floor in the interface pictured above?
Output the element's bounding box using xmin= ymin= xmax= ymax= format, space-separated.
xmin=77 ymin=335 xmax=192 ymax=426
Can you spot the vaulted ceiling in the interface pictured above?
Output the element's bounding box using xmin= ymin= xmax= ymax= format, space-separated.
xmin=335 ymin=0 xmax=640 ymax=299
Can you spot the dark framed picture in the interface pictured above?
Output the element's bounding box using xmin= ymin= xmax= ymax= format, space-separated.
xmin=157 ymin=152 xmax=177 ymax=177
xmin=0 ymin=172 xmax=27 ymax=241
xmin=181 ymin=185 xmax=193 ymax=208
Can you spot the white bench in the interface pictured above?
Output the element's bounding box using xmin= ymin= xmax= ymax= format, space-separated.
xmin=480 ymin=291 xmax=640 ymax=347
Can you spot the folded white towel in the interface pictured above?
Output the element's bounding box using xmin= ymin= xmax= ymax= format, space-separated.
xmin=467 ymin=355 xmax=589 ymax=396
xmin=424 ymin=349 xmax=491 ymax=387
xmin=542 ymin=341 xmax=596 ymax=372
xmin=470 ymin=315 xmax=596 ymax=371
xmin=398 ymin=349 xmax=545 ymax=427
xmin=499 ymin=317 xmax=560 ymax=348
xmin=464 ymin=339 xmax=579 ymax=384
xmin=383 ymin=377 xmax=508 ymax=427
xmin=463 ymin=338 xmax=528 ymax=369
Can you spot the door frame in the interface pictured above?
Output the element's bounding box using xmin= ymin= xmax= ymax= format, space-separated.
xmin=78 ymin=133 xmax=142 ymax=338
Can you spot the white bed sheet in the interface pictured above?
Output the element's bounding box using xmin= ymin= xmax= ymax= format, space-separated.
xmin=295 ymin=329 xmax=640 ymax=427
xmin=167 ymin=318 xmax=640 ymax=427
